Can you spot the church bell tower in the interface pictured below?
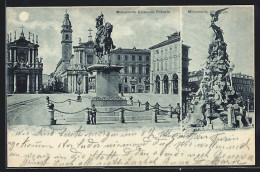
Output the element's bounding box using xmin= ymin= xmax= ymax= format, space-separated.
xmin=61 ymin=9 xmax=73 ymax=71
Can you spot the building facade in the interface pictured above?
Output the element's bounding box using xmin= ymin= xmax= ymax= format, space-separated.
xmin=149 ymin=32 xmax=190 ymax=95
xmin=53 ymin=11 xmax=95 ymax=93
xmin=232 ymin=73 xmax=254 ymax=101
xmin=187 ymin=70 xmax=204 ymax=92
xmin=110 ymin=47 xmax=151 ymax=93
xmin=6 ymin=29 xmax=43 ymax=94
xmin=188 ymin=70 xmax=254 ymax=105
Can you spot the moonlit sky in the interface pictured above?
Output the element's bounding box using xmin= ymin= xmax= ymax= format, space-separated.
xmin=182 ymin=6 xmax=254 ymax=77
xmin=6 ymin=6 xmax=254 ymax=76
xmin=6 ymin=7 xmax=180 ymax=75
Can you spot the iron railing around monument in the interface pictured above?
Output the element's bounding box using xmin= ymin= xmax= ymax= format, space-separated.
xmin=46 ymin=96 xmax=179 ymax=125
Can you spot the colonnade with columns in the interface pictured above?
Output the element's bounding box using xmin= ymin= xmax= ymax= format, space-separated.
xmin=151 ymin=73 xmax=180 ymax=94
xmin=67 ymin=73 xmax=88 ymax=94
xmin=12 ymin=71 xmax=42 ymax=94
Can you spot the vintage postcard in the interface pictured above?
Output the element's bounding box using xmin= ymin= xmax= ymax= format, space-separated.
xmin=6 ymin=6 xmax=255 ymax=167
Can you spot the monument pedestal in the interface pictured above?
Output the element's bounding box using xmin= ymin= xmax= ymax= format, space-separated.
xmin=77 ymin=95 xmax=82 ymax=102
xmin=87 ymin=64 xmax=127 ymax=106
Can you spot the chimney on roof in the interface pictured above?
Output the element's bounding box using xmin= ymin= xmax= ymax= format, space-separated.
xmin=133 ymin=47 xmax=136 ymax=50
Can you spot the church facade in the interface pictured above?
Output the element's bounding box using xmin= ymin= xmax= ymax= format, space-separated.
xmin=6 ymin=29 xmax=43 ymax=94
xmin=53 ymin=11 xmax=95 ymax=93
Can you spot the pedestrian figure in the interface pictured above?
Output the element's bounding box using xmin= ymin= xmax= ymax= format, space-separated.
xmin=175 ymin=103 xmax=181 ymax=123
xmin=91 ymin=104 xmax=97 ymax=125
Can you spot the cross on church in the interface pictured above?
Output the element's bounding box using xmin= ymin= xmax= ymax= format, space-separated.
xmin=20 ymin=25 xmax=25 ymax=32
xmin=88 ymin=28 xmax=93 ymax=36
xmin=65 ymin=9 xmax=68 ymax=14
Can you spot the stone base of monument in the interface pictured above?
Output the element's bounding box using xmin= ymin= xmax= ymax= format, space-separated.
xmin=88 ymin=64 xmax=126 ymax=107
xmin=91 ymin=97 xmax=127 ymax=106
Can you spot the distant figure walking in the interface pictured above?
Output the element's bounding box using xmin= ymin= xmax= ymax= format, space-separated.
xmin=175 ymin=103 xmax=181 ymax=123
xmin=91 ymin=104 xmax=97 ymax=125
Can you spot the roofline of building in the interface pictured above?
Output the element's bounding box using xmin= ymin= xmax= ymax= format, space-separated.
xmin=183 ymin=44 xmax=191 ymax=48
xmin=111 ymin=48 xmax=150 ymax=54
xmin=149 ymin=37 xmax=180 ymax=50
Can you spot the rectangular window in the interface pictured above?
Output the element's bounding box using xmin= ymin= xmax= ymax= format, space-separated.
xmin=124 ymin=66 xmax=128 ymax=74
xmin=139 ymin=78 xmax=142 ymax=83
xmin=132 ymin=65 xmax=136 ymax=74
xmin=146 ymin=56 xmax=149 ymax=61
xmin=80 ymin=52 xmax=83 ymax=64
xmin=125 ymin=55 xmax=128 ymax=61
xmin=87 ymin=55 xmax=93 ymax=64
xmin=132 ymin=55 xmax=135 ymax=61
xmin=125 ymin=77 xmax=127 ymax=83
xmin=146 ymin=66 xmax=150 ymax=74
xmin=118 ymin=55 xmax=121 ymax=61
xmin=139 ymin=56 xmax=142 ymax=61
xmin=139 ymin=65 xmax=142 ymax=75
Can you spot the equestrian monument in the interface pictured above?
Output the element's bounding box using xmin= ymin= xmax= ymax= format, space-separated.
xmin=88 ymin=13 xmax=127 ymax=106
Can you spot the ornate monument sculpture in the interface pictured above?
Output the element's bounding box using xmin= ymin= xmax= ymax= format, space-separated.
xmin=183 ymin=8 xmax=247 ymax=129
xmin=94 ymin=13 xmax=116 ymax=64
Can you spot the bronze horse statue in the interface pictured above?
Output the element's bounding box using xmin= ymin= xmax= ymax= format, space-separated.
xmin=94 ymin=13 xmax=116 ymax=64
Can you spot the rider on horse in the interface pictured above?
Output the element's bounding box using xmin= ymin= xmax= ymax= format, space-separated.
xmin=94 ymin=13 xmax=116 ymax=61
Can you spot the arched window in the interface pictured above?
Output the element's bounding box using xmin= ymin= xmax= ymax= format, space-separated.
xmin=172 ymin=74 xmax=178 ymax=94
xmin=155 ymin=75 xmax=160 ymax=94
xmin=163 ymin=75 xmax=169 ymax=94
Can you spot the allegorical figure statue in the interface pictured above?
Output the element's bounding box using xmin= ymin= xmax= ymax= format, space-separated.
xmin=94 ymin=13 xmax=116 ymax=64
xmin=210 ymin=8 xmax=228 ymax=42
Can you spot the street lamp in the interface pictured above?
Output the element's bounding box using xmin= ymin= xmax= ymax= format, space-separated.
xmin=77 ymin=72 xmax=82 ymax=102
